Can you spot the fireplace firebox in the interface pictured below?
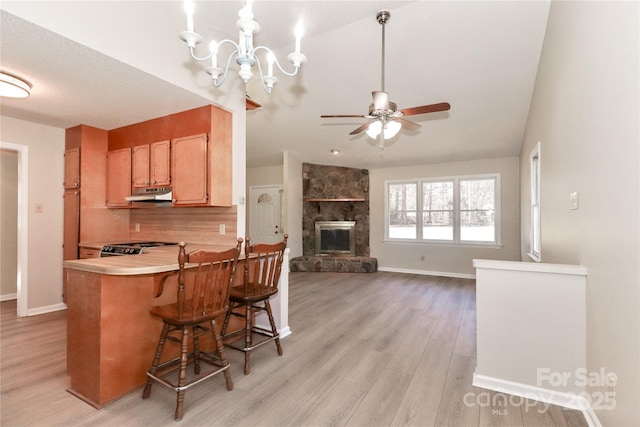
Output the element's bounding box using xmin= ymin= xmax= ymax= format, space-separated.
xmin=315 ymin=221 xmax=356 ymax=256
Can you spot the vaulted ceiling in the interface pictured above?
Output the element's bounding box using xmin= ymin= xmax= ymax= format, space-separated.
xmin=1 ymin=1 xmax=550 ymax=169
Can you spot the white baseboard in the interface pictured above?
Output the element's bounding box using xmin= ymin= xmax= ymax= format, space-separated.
xmin=279 ymin=326 xmax=292 ymax=339
xmin=255 ymin=323 xmax=292 ymax=339
xmin=377 ymin=266 xmax=476 ymax=280
xmin=0 ymin=293 xmax=18 ymax=302
xmin=27 ymin=303 xmax=67 ymax=316
xmin=473 ymin=373 xmax=601 ymax=427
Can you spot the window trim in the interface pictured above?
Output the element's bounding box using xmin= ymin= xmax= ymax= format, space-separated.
xmin=528 ymin=143 xmax=541 ymax=262
xmin=384 ymin=173 xmax=501 ymax=247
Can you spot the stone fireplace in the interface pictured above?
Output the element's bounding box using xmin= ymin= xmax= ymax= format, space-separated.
xmin=290 ymin=163 xmax=377 ymax=273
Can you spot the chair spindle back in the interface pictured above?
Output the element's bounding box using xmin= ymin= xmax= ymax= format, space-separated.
xmin=176 ymin=239 xmax=242 ymax=320
xmin=243 ymin=235 xmax=288 ymax=292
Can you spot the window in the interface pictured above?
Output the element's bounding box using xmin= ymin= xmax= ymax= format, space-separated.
xmin=529 ymin=143 xmax=541 ymax=261
xmin=388 ymin=182 xmax=417 ymax=239
xmin=385 ymin=174 xmax=500 ymax=245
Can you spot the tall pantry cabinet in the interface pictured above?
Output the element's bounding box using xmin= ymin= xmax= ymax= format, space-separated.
xmin=63 ymin=125 xmax=129 ymax=260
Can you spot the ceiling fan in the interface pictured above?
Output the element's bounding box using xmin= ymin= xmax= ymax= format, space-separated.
xmin=321 ymin=10 xmax=451 ymax=149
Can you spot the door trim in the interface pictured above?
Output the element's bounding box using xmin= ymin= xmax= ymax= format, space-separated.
xmin=1 ymin=142 xmax=29 ymax=317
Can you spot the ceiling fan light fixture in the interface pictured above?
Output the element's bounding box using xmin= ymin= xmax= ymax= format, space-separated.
xmin=366 ymin=119 xmax=401 ymax=140
xmin=384 ymin=120 xmax=401 ymax=139
xmin=365 ymin=120 xmax=382 ymax=139
xmin=320 ymin=10 xmax=450 ymax=147
xmin=0 ymin=71 xmax=31 ymax=98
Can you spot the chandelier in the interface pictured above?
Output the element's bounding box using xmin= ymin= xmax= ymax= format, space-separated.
xmin=179 ymin=0 xmax=306 ymax=94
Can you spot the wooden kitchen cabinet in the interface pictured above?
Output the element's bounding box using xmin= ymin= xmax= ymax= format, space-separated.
xmin=171 ymin=123 xmax=232 ymax=206
xmin=171 ymin=134 xmax=208 ymax=205
xmin=63 ymin=189 xmax=80 ymax=260
xmin=106 ymin=148 xmax=132 ymax=207
xmin=79 ymin=248 xmax=100 ymax=259
xmin=132 ymin=140 xmax=170 ymax=188
xmin=64 ymin=148 xmax=80 ymax=189
xmin=106 ymin=105 xmax=232 ymax=207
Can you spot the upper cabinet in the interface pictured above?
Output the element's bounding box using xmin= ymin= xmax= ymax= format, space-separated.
xmin=106 ymin=148 xmax=132 ymax=208
xmin=64 ymin=148 xmax=80 ymax=189
xmin=172 ymin=134 xmax=208 ymax=205
xmin=107 ymin=105 xmax=233 ymax=208
xmin=132 ymin=140 xmax=170 ymax=188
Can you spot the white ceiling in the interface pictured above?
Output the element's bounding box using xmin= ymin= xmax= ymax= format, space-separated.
xmin=0 ymin=1 xmax=550 ymax=169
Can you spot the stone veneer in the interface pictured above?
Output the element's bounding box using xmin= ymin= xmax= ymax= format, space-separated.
xmin=289 ymin=256 xmax=378 ymax=273
xmin=289 ymin=163 xmax=377 ymax=273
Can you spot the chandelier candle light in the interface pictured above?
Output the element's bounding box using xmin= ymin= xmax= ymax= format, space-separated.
xmin=179 ymin=0 xmax=306 ymax=94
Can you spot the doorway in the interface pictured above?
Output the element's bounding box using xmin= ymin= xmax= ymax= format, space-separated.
xmin=0 ymin=142 xmax=29 ymax=316
xmin=249 ymin=185 xmax=284 ymax=244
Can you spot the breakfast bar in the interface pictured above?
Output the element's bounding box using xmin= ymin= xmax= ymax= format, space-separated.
xmin=62 ymin=244 xmax=290 ymax=408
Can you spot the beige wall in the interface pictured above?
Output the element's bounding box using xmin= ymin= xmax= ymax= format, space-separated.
xmin=1 ymin=149 xmax=19 ymax=298
xmin=1 ymin=116 xmax=66 ymax=312
xmin=246 ymin=165 xmax=284 ymax=188
xmin=370 ymin=156 xmax=521 ymax=277
xmin=283 ymin=152 xmax=303 ymax=259
xmin=520 ymin=1 xmax=639 ymax=424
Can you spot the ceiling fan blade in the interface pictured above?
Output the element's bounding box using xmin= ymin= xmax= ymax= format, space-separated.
xmin=349 ymin=121 xmax=373 ymax=135
xmin=395 ymin=117 xmax=421 ymax=131
xmin=400 ymin=102 xmax=451 ymax=117
xmin=321 ymin=114 xmax=366 ymax=118
xmin=372 ymin=91 xmax=390 ymax=110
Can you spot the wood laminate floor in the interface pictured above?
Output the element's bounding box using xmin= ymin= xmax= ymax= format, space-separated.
xmin=1 ymin=271 xmax=587 ymax=426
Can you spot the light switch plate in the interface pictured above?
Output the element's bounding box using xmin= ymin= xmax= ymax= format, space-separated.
xmin=570 ymin=192 xmax=579 ymax=210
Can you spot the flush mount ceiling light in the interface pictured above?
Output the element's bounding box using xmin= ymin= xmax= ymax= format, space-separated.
xmin=0 ymin=71 xmax=31 ymax=98
xmin=330 ymin=149 xmax=341 ymax=155
xmin=179 ymin=0 xmax=306 ymax=94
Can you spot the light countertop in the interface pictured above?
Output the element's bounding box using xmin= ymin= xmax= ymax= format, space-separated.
xmin=64 ymin=244 xmax=242 ymax=276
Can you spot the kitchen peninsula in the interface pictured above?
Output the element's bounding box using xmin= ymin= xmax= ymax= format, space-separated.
xmin=63 ymin=245 xmax=290 ymax=408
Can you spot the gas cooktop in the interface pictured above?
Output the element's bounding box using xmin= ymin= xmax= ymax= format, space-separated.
xmin=99 ymin=242 xmax=178 ymax=257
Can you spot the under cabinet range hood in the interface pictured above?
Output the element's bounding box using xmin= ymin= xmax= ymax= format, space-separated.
xmin=125 ymin=187 xmax=173 ymax=206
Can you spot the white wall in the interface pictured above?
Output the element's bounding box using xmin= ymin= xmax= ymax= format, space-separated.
xmin=1 ymin=116 xmax=66 ymax=312
xmin=370 ymin=157 xmax=521 ymax=277
xmin=520 ymin=1 xmax=639 ymax=424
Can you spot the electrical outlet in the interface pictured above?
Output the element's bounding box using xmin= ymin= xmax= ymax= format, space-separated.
xmin=219 ymin=224 xmax=226 ymax=235
xmin=135 ymin=223 xmax=140 ymax=232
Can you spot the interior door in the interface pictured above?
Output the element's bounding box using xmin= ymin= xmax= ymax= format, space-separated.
xmin=249 ymin=185 xmax=283 ymax=244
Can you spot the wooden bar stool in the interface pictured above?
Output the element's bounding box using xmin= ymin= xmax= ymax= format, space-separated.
xmin=142 ymin=239 xmax=242 ymax=421
xmin=221 ymin=235 xmax=288 ymax=375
